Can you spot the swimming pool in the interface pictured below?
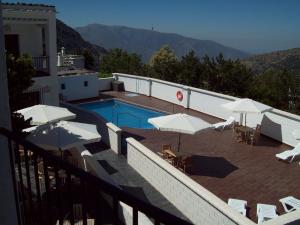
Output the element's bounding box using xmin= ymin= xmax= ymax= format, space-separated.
xmin=79 ymin=99 xmax=166 ymax=129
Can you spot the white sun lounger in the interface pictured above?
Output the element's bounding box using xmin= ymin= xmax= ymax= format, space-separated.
xmin=213 ymin=116 xmax=235 ymax=130
xmin=228 ymin=198 xmax=247 ymax=216
xmin=279 ymin=196 xmax=300 ymax=213
xmin=275 ymin=143 xmax=300 ymax=162
xmin=257 ymin=203 xmax=278 ymax=223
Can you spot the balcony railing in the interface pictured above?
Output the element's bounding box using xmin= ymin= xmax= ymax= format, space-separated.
xmin=32 ymin=56 xmax=50 ymax=76
xmin=0 ymin=127 xmax=193 ymax=225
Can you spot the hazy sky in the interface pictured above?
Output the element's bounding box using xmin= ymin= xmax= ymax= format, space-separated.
xmin=5 ymin=0 xmax=300 ymax=54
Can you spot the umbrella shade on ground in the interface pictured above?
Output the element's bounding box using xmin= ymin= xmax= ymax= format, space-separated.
xmin=23 ymin=121 xmax=101 ymax=150
xmin=148 ymin=113 xmax=212 ymax=151
xmin=222 ymin=98 xmax=272 ymax=126
xmin=16 ymin=104 xmax=76 ymax=125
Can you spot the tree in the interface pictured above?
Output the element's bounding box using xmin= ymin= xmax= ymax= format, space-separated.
xmin=149 ymin=45 xmax=178 ymax=81
xmin=177 ymin=51 xmax=202 ymax=87
xmin=6 ymin=54 xmax=34 ymax=134
xmin=83 ymin=49 xmax=95 ymax=70
xmin=250 ymin=69 xmax=300 ymax=112
xmin=100 ymin=48 xmax=143 ymax=75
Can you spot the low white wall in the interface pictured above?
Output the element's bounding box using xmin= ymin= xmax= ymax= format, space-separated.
xmin=59 ymin=73 xmax=99 ymax=101
xmin=114 ymin=73 xmax=300 ymax=147
xmin=126 ymin=138 xmax=255 ymax=225
xmin=262 ymin=210 xmax=300 ymax=225
xmin=106 ymin=122 xmax=122 ymax=155
xmin=30 ymin=76 xmax=59 ymax=106
xmin=99 ymin=77 xmax=114 ymax=91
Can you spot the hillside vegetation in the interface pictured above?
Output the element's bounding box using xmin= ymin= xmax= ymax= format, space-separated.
xmin=242 ymin=48 xmax=300 ymax=76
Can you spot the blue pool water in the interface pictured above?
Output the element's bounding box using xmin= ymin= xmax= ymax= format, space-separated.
xmin=79 ymin=100 xmax=166 ymax=129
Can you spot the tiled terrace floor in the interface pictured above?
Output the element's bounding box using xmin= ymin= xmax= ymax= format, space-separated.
xmin=72 ymin=91 xmax=300 ymax=221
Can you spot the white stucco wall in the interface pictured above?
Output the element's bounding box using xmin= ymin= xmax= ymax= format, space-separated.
xmin=0 ymin=4 xmax=19 ymax=224
xmin=3 ymin=5 xmax=59 ymax=106
xmin=126 ymin=138 xmax=255 ymax=225
xmin=59 ymin=73 xmax=99 ymax=101
xmin=106 ymin=122 xmax=121 ymax=155
xmin=99 ymin=77 xmax=114 ymax=91
xmin=3 ymin=23 xmax=43 ymax=56
xmin=114 ymin=73 xmax=300 ymax=147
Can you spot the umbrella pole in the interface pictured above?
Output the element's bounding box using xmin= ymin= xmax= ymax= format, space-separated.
xmin=245 ymin=113 xmax=247 ymax=127
xmin=178 ymin=133 xmax=181 ymax=152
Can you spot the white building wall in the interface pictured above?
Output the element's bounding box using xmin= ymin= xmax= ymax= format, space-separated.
xmin=3 ymin=5 xmax=59 ymax=106
xmin=45 ymin=10 xmax=59 ymax=106
xmin=3 ymin=23 xmax=43 ymax=56
xmin=0 ymin=3 xmax=19 ymax=224
xmin=99 ymin=77 xmax=114 ymax=91
xmin=59 ymin=73 xmax=99 ymax=101
xmin=113 ymin=73 xmax=300 ymax=147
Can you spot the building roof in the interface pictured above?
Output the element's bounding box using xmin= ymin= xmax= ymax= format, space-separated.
xmin=1 ymin=2 xmax=56 ymax=12
xmin=58 ymin=67 xmax=96 ymax=76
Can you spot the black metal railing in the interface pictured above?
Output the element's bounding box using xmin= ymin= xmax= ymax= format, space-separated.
xmin=0 ymin=127 xmax=193 ymax=225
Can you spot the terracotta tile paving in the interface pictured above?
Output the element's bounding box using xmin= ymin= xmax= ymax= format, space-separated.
xmin=71 ymin=91 xmax=300 ymax=221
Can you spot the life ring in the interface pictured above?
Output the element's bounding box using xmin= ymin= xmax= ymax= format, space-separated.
xmin=176 ymin=91 xmax=183 ymax=101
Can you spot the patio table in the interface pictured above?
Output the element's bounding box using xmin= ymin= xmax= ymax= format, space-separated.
xmin=235 ymin=126 xmax=254 ymax=143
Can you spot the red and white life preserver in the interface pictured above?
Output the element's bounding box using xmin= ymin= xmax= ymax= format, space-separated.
xmin=176 ymin=91 xmax=183 ymax=101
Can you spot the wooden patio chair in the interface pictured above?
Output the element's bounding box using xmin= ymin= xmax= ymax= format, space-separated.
xmin=233 ymin=124 xmax=243 ymax=142
xmin=249 ymin=124 xmax=261 ymax=146
xmin=162 ymin=144 xmax=172 ymax=151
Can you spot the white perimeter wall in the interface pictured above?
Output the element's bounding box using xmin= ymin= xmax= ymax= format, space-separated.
xmin=59 ymin=73 xmax=99 ymax=101
xmin=30 ymin=76 xmax=59 ymax=106
xmin=99 ymin=77 xmax=114 ymax=91
xmin=126 ymin=138 xmax=255 ymax=225
xmin=114 ymin=73 xmax=300 ymax=147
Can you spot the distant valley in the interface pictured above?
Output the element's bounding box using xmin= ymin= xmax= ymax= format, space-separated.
xmin=75 ymin=23 xmax=250 ymax=62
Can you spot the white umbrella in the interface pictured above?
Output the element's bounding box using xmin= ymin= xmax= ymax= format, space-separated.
xmin=16 ymin=104 xmax=76 ymax=125
xmin=292 ymin=129 xmax=300 ymax=140
xmin=23 ymin=121 xmax=101 ymax=151
xmin=222 ymin=98 xmax=272 ymax=127
xmin=148 ymin=113 xmax=212 ymax=151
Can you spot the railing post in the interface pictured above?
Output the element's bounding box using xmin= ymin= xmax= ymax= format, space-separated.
xmin=148 ymin=79 xmax=152 ymax=97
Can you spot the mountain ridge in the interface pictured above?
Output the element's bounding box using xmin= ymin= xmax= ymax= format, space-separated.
xmin=76 ymin=23 xmax=250 ymax=62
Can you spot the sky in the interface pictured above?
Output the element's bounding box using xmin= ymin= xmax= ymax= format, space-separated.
xmin=4 ymin=0 xmax=300 ymax=54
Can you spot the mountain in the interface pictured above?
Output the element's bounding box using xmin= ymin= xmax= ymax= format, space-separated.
xmin=56 ymin=19 xmax=107 ymax=69
xmin=75 ymin=24 xmax=250 ymax=62
xmin=242 ymin=48 xmax=300 ymax=75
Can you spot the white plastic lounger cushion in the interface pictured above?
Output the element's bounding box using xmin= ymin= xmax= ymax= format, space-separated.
xmin=276 ymin=143 xmax=300 ymax=162
xmin=279 ymin=196 xmax=300 ymax=213
xmin=228 ymin=198 xmax=247 ymax=216
xmin=257 ymin=203 xmax=278 ymax=223
xmin=213 ymin=116 xmax=235 ymax=130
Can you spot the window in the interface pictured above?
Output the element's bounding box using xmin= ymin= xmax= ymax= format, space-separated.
xmin=84 ymin=81 xmax=88 ymax=87
xmin=61 ymin=83 xmax=66 ymax=90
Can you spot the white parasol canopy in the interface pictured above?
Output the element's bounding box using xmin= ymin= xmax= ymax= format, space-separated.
xmin=222 ymin=98 xmax=272 ymax=126
xmin=222 ymin=98 xmax=272 ymax=114
xmin=23 ymin=121 xmax=101 ymax=151
xmin=16 ymin=104 xmax=76 ymax=125
xmin=148 ymin=113 xmax=212 ymax=151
